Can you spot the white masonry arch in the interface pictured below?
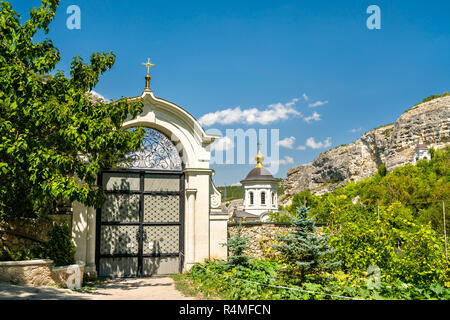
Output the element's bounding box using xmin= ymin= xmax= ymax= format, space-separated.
xmin=72 ymin=86 xmax=228 ymax=275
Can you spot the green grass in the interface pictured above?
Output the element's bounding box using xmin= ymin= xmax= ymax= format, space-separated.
xmin=179 ymin=260 xmax=450 ymax=300
xmin=72 ymin=276 xmax=110 ymax=294
xmin=170 ymin=273 xmax=220 ymax=300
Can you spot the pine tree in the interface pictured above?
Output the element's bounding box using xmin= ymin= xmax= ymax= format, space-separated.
xmin=273 ymin=205 xmax=340 ymax=282
xmin=224 ymin=224 xmax=250 ymax=268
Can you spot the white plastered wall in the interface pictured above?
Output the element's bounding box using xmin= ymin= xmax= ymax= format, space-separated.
xmin=243 ymin=181 xmax=278 ymax=216
xmin=72 ymin=89 xmax=226 ymax=274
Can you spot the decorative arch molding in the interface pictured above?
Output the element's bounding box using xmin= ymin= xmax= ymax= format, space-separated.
xmin=209 ymin=176 xmax=222 ymax=209
xmin=122 ymin=90 xmax=220 ymax=169
xmin=121 ymin=127 xmax=183 ymax=171
xmin=122 ymin=119 xmax=194 ymax=168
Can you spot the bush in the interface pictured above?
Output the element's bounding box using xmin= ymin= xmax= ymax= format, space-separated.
xmin=188 ymin=259 xmax=282 ymax=300
xmin=0 ymin=247 xmax=35 ymax=261
xmin=183 ymin=259 xmax=450 ymax=300
xmin=267 ymin=209 xmax=294 ymax=223
xmin=421 ymin=91 xmax=449 ymax=103
xmin=38 ymin=222 xmax=76 ymax=266
xmin=328 ymin=203 xmax=448 ymax=285
xmin=223 ymin=224 xmax=250 ymax=268
xmin=273 ymin=205 xmax=340 ymax=282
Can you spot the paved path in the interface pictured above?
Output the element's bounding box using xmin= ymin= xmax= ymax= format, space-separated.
xmin=0 ymin=277 xmax=195 ymax=300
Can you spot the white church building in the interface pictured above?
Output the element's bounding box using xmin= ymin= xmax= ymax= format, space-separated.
xmin=232 ymin=146 xmax=279 ymax=222
xmin=412 ymin=140 xmax=431 ymax=165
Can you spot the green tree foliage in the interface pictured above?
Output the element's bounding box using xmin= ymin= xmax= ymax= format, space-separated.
xmin=282 ymin=149 xmax=449 ymax=286
xmin=0 ymin=1 xmax=145 ymax=220
xmin=267 ymin=208 xmax=294 ymax=223
xmin=377 ymin=163 xmax=387 ymax=177
xmin=287 ymin=148 xmax=450 ymax=236
xmin=288 ymin=190 xmax=319 ymax=216
xmin=224 ymin=224 xmax=251 ymax=268
xmin=219 ymin=179 xmax=284 ymax=202
xmin=421 ymin=91 xmax=449 ymax=103
xmin=273 ymin=205 xmax=340 ymax=282
xmin=183 ymin=259 xmax=450 ymax=300
xmin=329 ymin=203 xmax=448 ymax=285
xmin=181 ymin=150 xmax=449 ymax=299
xmin=218 ymin=185 xmax=244 ymax=202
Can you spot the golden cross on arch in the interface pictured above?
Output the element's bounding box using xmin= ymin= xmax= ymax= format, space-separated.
xmin=142 ymin=58 xmax=155 ymax=76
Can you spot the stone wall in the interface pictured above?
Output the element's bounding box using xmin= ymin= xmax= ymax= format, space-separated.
xmin=50 ymin=263 xmax=85 ymax=288
xmin=0 ymin=218 xmax=52 ymax=255
xmin=0 ymin=259 xmax=85 ymax=288
xmin=0 ymin=260 xmax=54 ymax=286
xmin=0 ymin=215 xmax=72 ymax=257
xmin=227 ymin=223 xmax=294 ymax=259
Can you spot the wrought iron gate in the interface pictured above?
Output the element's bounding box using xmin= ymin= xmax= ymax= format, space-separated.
xmin=96 ymin=170 xmax=184 ymax=277
xmin=95 ymin=128 xmax=185 ymax=278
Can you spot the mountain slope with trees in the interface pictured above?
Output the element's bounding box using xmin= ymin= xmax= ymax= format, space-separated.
xmin=283 ymin=94 xmax=450 ymax=202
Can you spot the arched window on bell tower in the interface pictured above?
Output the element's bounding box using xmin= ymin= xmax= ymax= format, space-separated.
xmin=261 ymin=191 xmax=266 ymax=205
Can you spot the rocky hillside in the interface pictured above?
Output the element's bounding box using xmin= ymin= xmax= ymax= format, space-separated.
xmin=283 ymin=95 xmax=450 ymax=202
xmin=220 ymin=199 xmax=244 ymax=217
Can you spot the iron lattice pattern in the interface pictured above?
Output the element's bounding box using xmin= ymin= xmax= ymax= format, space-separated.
xmin=144 ymin=175 xmax=180 ymax=192
xmin=100 ymin=225 xmax=139 ymax=255
xmin=144 ymin=195 xmax=179 ymax=223
xmin=103 ymin=173 xmax=140 ymax=191
xmin=101 ymin=194 xmax=140 ymax=223
xmin=143 ymin=225 xmax=179 ymax=255
xmin=120 ymin=128 xmax=182 ymax=171
xmin=99 ymin=258 xmax=139 ymax=278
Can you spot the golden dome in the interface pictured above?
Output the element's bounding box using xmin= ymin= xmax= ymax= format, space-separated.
xmin=255 ymin=143 xmax=264 ymax=168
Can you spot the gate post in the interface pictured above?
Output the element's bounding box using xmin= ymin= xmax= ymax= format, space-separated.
xmin=185 ymin=189 xmax=197 ymax=270
xmin=85 ymin=206 xmax=97 ymax=276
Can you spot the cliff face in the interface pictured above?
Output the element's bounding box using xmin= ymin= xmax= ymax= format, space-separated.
xmin=283 ymin=96 xmax=450 ymax=201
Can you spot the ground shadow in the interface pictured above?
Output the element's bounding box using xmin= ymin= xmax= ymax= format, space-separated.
xmin=0 ymin=282 xmax=92 ymax=300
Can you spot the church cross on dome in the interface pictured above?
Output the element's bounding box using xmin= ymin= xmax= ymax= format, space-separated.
xmin=141 ymin=58 xmax=155 ymax=91
xmin=142 ymin=58 xmax=155 ymax=75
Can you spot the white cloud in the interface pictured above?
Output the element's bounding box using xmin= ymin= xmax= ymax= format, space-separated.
xmin=297 ymin=137 xmax=332 ymax=150
xmin=285 ymin=98 xmax=299 ymax=108
xmin=280 ymin=156 xmax=294 ymax=165
xmin=269 ymin=155 xmax=295 ymax=166
xmin=305 ymin=137 xmax=332 ymax=149
xmin=198 ymin=98 xmax=302 ymax=127
xmin=308 ymin=100 xmax=328 ymax=108
xmin=302 ymin=93 xmax=309 ymax=101
xmin=277 ymin=136 xmax=296 ymax=149
xmin=89 ymin=90 xmax=109 ymax=102
xmin=304 ymin=111 xmax=321 ymax=123
xmin=211 ymin=136 xmax=234 ymax=152
xmin=349 ymin=127 xmax=362 ymax=133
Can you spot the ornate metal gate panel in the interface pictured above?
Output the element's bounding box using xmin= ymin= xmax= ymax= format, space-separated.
xmin=97 ymin=171 xmax=184 ymax=278
xmin=96 ymin=128 xmax=184 ymax=278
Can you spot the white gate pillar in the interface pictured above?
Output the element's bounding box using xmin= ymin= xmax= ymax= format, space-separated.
xmin=185 ymin=188 xmax=197 ymax=269
xmin=85 ymin=206 xmax=96 ymax=276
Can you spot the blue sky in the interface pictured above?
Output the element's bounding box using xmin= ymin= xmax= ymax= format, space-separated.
xmin=10 ymin=0 xmax=450 ymax=186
